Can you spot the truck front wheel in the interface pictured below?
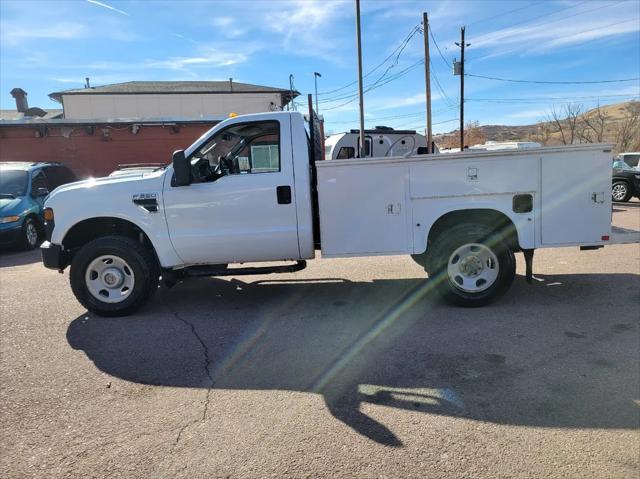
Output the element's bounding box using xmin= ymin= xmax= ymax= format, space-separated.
xmin=70 ymin=235 xmax=159 ymax=317
xmin=426 ymin=224 xmax=516 ymax=307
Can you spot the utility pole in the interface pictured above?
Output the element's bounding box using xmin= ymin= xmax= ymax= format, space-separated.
xmin=454 ymin=27 xmax=469 ymax=150
xmin=423 ymin=12 xmax=432 ymax=153
xmin=314 ymin=72 xmax=322 ymax=114
xmin=289 ymin=74 xmax=296 ymax=112
xmin=355 ymin=0 xmax=366 ymax=158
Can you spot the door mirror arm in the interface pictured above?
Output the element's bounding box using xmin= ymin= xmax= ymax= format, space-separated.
xmin=172 ymin=150 xmax=191 ymax=186
xmin=32 ymin=187 xmax=49 ymax=197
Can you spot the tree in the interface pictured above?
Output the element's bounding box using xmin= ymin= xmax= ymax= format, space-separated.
xmin=528 ymin=121 xmax=554 ymax=145
xmin=546 ymin=103 xmax=583 ymax=145
xmin=578 ymin=102 xmax=609 ymax=143
xmin=464 ymin=121 xmax=486 ymax=147
xmin=614 ymin=102 xmax=640 ymax=152
xmin=436 ymin=121 xmax=486 ymax=150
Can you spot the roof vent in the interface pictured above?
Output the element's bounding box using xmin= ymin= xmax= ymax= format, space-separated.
xmin=24 ymin=107 xmax=47 ymax=118
xmin=10 ymin=88 xmax=28 ymax=112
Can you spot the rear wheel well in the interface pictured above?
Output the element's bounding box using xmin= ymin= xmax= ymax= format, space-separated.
xmin=412 ymin=209 xmax=520 ymax=272
xmin=427 ymin=209 xmax=520 ymax=252
xmin=62 ymin=217 xmax=158 ymax=264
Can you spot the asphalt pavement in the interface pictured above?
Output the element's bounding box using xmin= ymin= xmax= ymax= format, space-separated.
xmin=1 ymin=202 xmax=639 ymax=478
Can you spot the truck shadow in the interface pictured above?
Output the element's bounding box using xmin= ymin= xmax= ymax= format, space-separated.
xmin=66 ymin=273 xmax=640 ymax=447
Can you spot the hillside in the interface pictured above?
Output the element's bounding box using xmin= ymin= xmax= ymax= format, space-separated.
xmin=435 ymin=101 xmax=640 ymax=151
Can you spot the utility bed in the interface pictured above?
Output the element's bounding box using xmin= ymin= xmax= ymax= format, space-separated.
xmin=316 ymin=143 xmax=618 ymax=257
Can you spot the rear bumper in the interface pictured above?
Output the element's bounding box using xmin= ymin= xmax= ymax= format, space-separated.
xmin=40 ymin=241 xmax=70 ymax=270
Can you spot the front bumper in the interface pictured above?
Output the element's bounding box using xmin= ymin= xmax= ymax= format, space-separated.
xmin=0 ymin=224 xmax=22 ymax=247
xmin=41 ymin=241 xmax=70 ymax=270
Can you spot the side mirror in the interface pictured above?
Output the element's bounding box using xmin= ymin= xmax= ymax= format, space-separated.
xmin=172 ymin=150 xmax=191 ymax=186
xmin=33 ymin=187 xmax=49 ymax=197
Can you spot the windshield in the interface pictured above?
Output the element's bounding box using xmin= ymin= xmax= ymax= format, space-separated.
xmin=0 ymin=170 xmax=28 ymax=197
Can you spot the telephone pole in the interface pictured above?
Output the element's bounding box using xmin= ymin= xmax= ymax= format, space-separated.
xmin=314 ymin=72 xmax=322 ymax=114
xmin=355 ymin=0 xmax=365 ymax=158
xmin=423 ymin=12 xmax=432 ymax=153
xmin=454 ymin=27 xmax=469 ymax=150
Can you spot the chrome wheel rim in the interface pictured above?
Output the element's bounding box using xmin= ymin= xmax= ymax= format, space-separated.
xmin=85 ymin=255 xmax=135 ymax=304
xmin=612 ymin=184 xmax=627 ymax=201
xmin=25 ymin=221 xmax=38 ymax=247
xmin=447 ymin=243 xmax=499 ymax=293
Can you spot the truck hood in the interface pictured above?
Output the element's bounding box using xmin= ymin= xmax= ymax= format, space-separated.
xmin=46 ymin=170 xmax=167 ymax=206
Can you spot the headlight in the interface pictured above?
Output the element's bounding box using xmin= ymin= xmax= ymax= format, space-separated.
xmin=635 ymin=174 xmax=640 ymax=180
xmin=0 ymin=215 xmax=21 ymax=224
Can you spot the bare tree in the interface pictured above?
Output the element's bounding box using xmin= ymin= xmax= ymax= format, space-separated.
xmin=614 ymin=102 xmax=640 ymax=152
xmin=436 ymin=121 xmax=486 ymax=150
xmin=546 ymin=103 xmax=583 ymax=144
xmin=578 ymin=102 xmax=609 ymax=143
xmin=529 ymin=121 xmax=554 ymax=145
xmin=464 ymin=121 xmax=486 ymax=147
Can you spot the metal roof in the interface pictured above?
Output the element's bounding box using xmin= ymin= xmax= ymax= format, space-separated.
xmin=0 ymin=109 xmax=63 ymax=121
xmin=49 ymin=81 xmax=299 ymax=103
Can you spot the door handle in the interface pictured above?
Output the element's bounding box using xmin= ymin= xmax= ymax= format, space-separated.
xmin=276 ymin=185 xmax=292 ymax=204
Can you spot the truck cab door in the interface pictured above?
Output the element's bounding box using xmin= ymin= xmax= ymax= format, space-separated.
xmin=162 ymin=116 xmax=300 ymax=265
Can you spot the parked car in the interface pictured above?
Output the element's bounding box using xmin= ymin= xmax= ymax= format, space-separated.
xmin=612 ymin=164 xmax=640 ymax=202
xmin=0 ymin=162 xmax=77 ymax=249
xmin=615 ymin=152 xmax=640 ymax=169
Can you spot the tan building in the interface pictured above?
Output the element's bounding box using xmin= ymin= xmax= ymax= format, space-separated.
xmin=49 ymin=80 xmax=298 ymax=119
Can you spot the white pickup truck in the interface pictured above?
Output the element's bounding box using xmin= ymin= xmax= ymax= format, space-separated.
xmin=41 ymin=111 xmax=637 ymax=316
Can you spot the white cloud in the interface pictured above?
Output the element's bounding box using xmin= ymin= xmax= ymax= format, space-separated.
xmin=470 ymin=3 xmax=640 ymax=59
xmin=0 ymin=21 xmax=88 ymax=45
xmin=86 ymin=0 xmax=129 ymax=17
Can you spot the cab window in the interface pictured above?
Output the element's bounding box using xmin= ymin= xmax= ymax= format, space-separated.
xmin=189 ymin=121 xmax=280 ymax=182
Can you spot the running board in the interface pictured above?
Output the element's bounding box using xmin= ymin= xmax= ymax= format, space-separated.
xmin=184 ymin=260 xmax=307 ymax=277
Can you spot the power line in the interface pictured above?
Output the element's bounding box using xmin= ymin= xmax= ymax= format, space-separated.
xmin=317 ymin=24 xmax=420 ymax=97
xmin=466 ymin=94 xmax=638 ymax=103
xmin=466 ymin=1 xmax=538 ymax=27
xmin=470 ymin=0 xmax=590 ymax=45
xmin=465 ymin=73 xmax=640 ymax=85
xmin=428 ymin=25 xmax=450 ymax=68
xmin=321 ymin=59 xmax=425 ymax=110
xmin=430 ymin=60 xmax=457 ymax=107
xmin=319 ymin=28 xmax=421 ymax=104
xmin=327 ymin=105 xmax=458 ymax=125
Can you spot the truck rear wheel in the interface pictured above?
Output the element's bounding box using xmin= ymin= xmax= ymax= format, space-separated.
xmin=70 ymin=235 xmax=159 ymax=317
xmin=426 ymin=224 xmax=516 ymax=307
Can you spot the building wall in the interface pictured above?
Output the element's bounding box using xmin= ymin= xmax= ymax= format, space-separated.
xmin=0 ymin=122 xmax=214 ymax=178
xmin=62 ymin=93 xmax=283 ymax=119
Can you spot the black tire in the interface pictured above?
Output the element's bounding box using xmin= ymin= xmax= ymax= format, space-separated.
xmin=612 ymin=181 xmax=631 ymax=202
xmin=425 ymin=223 xmax=516 ymax=307
xmin=70 ymin=235 xmax=160 ymax=317
xmin=20 ymin=217 xmax=40 ymax=250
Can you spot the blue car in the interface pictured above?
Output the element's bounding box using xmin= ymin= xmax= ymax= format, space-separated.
xmin=0 ymin=162 xmax=77 ymax=249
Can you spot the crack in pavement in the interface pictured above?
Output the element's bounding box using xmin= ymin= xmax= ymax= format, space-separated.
xmin=164 ymin=302 xmax=215 ymax=445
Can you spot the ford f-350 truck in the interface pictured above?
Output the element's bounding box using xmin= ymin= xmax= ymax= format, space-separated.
xmin=40 ymin=111 xmax=639 ymax=316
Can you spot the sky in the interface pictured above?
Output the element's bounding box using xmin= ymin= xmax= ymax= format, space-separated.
xmin=1 ymin=0 xmax=639 ymax=134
